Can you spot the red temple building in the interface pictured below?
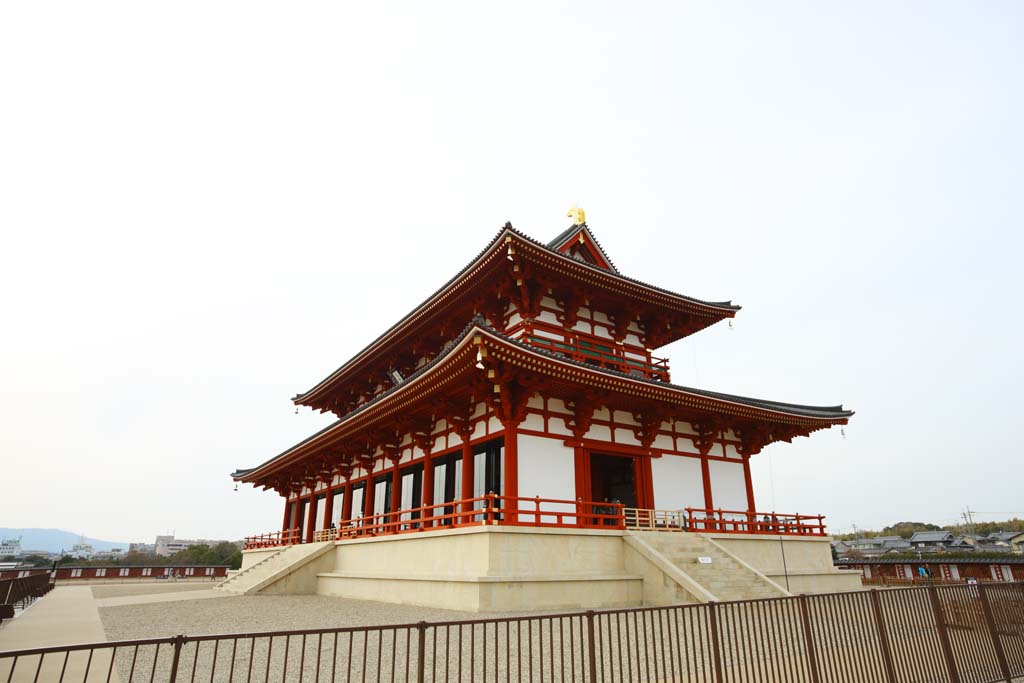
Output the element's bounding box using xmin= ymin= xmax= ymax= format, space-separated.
xmin=228 ymin=217 xmax=858 ymax=610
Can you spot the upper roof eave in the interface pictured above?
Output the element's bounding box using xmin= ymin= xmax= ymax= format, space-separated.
xmin=294 ymin=225 xmax=740 ymax=405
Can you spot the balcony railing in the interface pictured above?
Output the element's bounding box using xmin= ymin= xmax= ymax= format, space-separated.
xmin=625 ymin=507 xmax=827 ymax=536
xmin=247 ymin=501 xmax=826 ymax=549
xmin=243 ymin=528 xmax=301 ymax=550
xmin=330 ymin=494 xmax=625 ymax=539
xmin=513 ymin=322 xmax=670 ymax=382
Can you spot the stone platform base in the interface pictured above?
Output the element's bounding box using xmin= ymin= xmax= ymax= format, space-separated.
xmin=234 ymin=526 xmax=860 ymax=612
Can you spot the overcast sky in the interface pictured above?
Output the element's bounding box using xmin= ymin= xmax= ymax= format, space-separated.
xmin=2 ymin=2 xmax=1021 ymax=543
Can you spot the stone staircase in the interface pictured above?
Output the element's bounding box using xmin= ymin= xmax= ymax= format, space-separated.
xmin=627 ymin=531 xmax=789 ymax=602
xmin=216 ymin=542 xmax=334 ymax=595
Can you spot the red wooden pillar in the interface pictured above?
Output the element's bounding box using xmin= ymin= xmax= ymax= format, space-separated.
xmin=504 ymin=423 xmax=519 ymax=500
xmin=282 ymin=498 xmax=291 ymax=533
xmin=460 ymin=437 xmax=474 ymax=523
xmin=364 ymin=472 xmax=376 ymax=523
xmin=701 ymin=456 xmax=715 ymax=530
xmin=742 ymin=454 xmax=757 ymax=513
xmin=573 ymin=446 xmax=589 ymax=501
xmin=305 ymin=496 xmax=317 ymax=543
xmin=341 ymin=481 xmax=353 ymax=521
xmin=323 ymin=488 xmax=334 ymax=533
xmin=390 ymin=461 xmax=402 ymax=528
xmin=421 ymin=452 xmax=434 ymax=527
xmin=701 ymin=457 xmax=714 ymax=509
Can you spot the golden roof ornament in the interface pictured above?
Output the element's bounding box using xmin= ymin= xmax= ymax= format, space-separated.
xmin=566 ymin=206 xmax=586 ymax=226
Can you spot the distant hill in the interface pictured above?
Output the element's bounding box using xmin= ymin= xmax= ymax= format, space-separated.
xmin=0 ymin=528 xmax=132 ymax=554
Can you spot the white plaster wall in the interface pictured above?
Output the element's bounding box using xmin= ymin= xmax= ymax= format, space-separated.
xmin=650 ymin=456 xmax=704 ymax=510
xmin=708 ymin=460 xmax=748 ymax=512
xmin=537 ymin=310 xmax=559 ymax=325
xmin=516 ymin=434 xmax=577 ymax=520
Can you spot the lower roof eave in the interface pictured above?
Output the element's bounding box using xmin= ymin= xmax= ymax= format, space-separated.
xmin=235 ymin=318 xmax=853 ymax=486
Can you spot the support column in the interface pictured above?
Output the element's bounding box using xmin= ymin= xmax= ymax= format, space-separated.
xmin=390 ymin=461 xmax=402 ymax=528
xmin=701 ymin=457 xmax=714 ymax=509
xmin=421 ymin=452 xmax=434 ymax=527
xmin=305 ymin=496 xmax=317 ymax=543
xmin=341 ymin=481 xmax=353 ymax=521
xmin=701 ymin=456 xmax=715 ymax=530
xmin=460 ymin=437 xmax=474 ymax=523
xmin=364 ymin=473 xmax=376 ymax=523
xmin=323 ymin=489 xmax=334 ymax=533
xmin=742 ymin=454 xmax=757 ymax=513
xmin=503 ymin=422 xmax=518 ymax=500
xmin=282 ymin=499 xmax=291 ymax=533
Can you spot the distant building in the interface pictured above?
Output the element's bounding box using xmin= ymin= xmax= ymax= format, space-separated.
xmin=908 ymin=531 xmax=954 ymax=550
xmin=154 ymin=535 xmax=231 ymax=557
xmin=70 ymin=541 xmax=95 ymax=559
xmin=1009 ymin=532 xmax=1024 ymax=554
xmin=0 ymin=538 xmax=22 ymax=557
xmin=129 ymin=542 xmax=156 ymax=554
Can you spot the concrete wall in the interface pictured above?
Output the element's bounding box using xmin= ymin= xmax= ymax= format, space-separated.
xmin=240 ymin=547 xmax=280 ymax=571
xmin=709 ymin=533 xmax=862 ymax=594
xmin=319 ymin=526 xmax=642 ymax=611
xmin=239 ymin=527 xmax=858 ymax=611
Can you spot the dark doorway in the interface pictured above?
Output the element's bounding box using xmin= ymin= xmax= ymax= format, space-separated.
xmin=590 ymin=453 xmax=637 ymax=508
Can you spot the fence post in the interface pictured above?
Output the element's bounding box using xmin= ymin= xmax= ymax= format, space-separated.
xmin=585 ymin=610 xmax=597 ymax=683
xmin=797 ymin=595 xmax=822 ymax=683
xmin=707 ymin=602 xmax=725 ymax=683
xmin=926 ymin=585 xmax=962 ymax=683
xmin=977 ymin=584 xmax=1013 ymax=683
xmin=868 ymin=590 xmax=897 ymax=683
xmin=167 ymin=635 xmax=185 ymax=683
xmin=415 ymin=621 xmax=427 ymax=683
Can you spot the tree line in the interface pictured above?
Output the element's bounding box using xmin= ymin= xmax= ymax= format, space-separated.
xmin=5 ymin=542 xmax=243 ymax=570
xmin=834 ymin=518 xmax=1024 ymax=541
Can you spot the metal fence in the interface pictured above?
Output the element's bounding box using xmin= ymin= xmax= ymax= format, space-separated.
xmin=2 ymin=582 xmax=1022 ymax=683
xmin=0 ymin=573 xmax=52 ymax=622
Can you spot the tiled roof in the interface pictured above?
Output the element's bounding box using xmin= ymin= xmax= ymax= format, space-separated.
xmin=909 ymin=531 xmax=954 ymax=542
xmin=294 ymin=223 xmax=740 ymax=404
xmin=546 ymin=224 xmax=620 ymax=274
xmin=838 ymin=557 xmax=1024 ymax=566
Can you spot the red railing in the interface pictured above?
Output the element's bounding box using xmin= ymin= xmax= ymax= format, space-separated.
xmin=684 ymin=508 xmax=827 ymax=536
xmin=508 ymin=319 xmax=671 ymax=382
xmin=331 ymin=494 xmax=625 ymax=539
xmin=243 ymin=527 xmax=301 ymax=550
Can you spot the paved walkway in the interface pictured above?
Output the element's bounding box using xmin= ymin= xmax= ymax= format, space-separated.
xmin=0 ymin=587 xmax=113 ymax=683
xmin=0 ymin=587 xmax=107 ymax=650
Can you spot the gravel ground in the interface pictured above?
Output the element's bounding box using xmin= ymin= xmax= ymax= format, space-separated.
xmin=90 ymin=583 xmax=214 ymax=599
xmin=98 ymin=594 xmax=487 ymax=640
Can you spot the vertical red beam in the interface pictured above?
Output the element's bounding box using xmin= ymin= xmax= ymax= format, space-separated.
xmin=421 ymin=452 xmax=434 ymax=527
xmin=341 ymin=481 xmax=353 ymax=521
xmin=742 ymin=454 xmax=757 ymax=513
xmin=305 ymin=496 xmax=317 ymax=543
xmin=390 ymin=462 xmax=402 ymax=527
xmin=323 ymin=488 xmax=334 ymax=533
xmin=701 ymin=456 xmax=715 ymax=531
xmin=364 ymin=472 xmax=376 ymax=522
xmin=460 ymin=437 xmax=474 ymax=523
xmin=504 ymin=423 xmax=519 ymax=500
xmin=573 ymin=446 xmax=589 ymax=500
xmin=281 ymin=498 xmax=291 ymax=533
xmin=638 ymin=454 xmax=655 ymax=508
